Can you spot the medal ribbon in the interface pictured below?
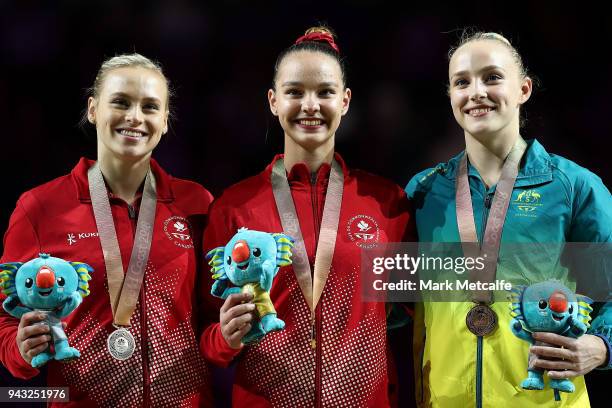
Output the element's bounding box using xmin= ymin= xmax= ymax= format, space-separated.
xmin=88 ymin=163 xmax=157 ymax=326
xmin=271 ymin=158 xmax=344 ymax=317
xmin=455 ymin=138 xmax=527 ymax=304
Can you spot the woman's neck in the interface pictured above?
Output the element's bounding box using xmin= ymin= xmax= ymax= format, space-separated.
xmin=464 ymin=130 xmax=519 ymax=188
xmin=283 ymin=134 xmax=334 ymax=173
xmin=97 ymin=149 xmax=151 ymax=205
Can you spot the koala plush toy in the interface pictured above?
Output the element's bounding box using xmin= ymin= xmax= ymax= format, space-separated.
xmin=207 ymin=228 xmax=293 ymax=344
xmin=509 ymin=281 xmax=593 ymax=394
xmin=1 ymin=253 xmax=93 ymax=367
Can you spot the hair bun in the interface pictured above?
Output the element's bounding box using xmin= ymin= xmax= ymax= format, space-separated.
xmin=481 ymin=32 xmax=512 ymax=47
xmin=295 ymin=26 xmax=340 ymax=53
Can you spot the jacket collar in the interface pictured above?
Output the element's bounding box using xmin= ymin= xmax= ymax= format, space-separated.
xmin=265 ymin=152 xmax=350 ymax=187
xmin=441 ymin=139 xmax=553 ymax=187
xmin=72 ymin=157 xmax=175 ymax=203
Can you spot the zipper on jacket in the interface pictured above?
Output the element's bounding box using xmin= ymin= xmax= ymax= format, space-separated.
xmin=141 ymin=282 xmax=150 ymax=407
xmin=480 ymin=193 xmax=492 ymax=243
xmin=310 ymin=173 xmax=321 ymax=350
xmin=127 ymin=204 xmax=136 ymax=220
xmin=310 ymin=173 xmax=320 ymax=348
xmin=315 ymin=305 xmax=323 ymax=408
xmin=310 ymin=172 xmax=323 ymax=406
xmin=476 ymin=191 xmax=491 ymax=408
xmin=311 ymin=172 xmax=321 ymax=253
xmin=127 ymin=202 xmax=150 ymax=406
xmin=476 ymin=335 xmax=483 ymax=408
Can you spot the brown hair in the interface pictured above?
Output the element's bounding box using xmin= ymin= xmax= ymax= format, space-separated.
xmin=273 ymin=26 xmax=347 ymax=88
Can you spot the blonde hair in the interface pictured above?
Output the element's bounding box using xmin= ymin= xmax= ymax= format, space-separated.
xmin=448 ymin=30 xmax=528 ymax=78
xmin=447 ymin=30 xmax=536 ymax=127
xmin=89 ymin=53 xmax=172 ymax=109
xmin=80 ymin=53 xmax=174 ymax=130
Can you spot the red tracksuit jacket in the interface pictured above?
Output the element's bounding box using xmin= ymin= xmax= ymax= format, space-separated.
xmin=0 ymin=158 xmax=214 ymax=407
xmin=200 ymin=154 xmax=414 ymax=407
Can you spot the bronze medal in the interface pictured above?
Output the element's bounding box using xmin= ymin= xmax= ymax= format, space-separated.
xmin=466 ymin=304 xmax=497 ymax=336
xmin=456 ymin=139 xmax=527 ymax=336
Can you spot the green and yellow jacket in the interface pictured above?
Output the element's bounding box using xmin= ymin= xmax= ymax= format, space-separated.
xmin=405 ymin=139 xmax=611 ymax=408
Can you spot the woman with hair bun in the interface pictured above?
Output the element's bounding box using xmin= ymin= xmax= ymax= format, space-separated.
xmin=200 ymin=26 xmax=415 ymax=407
xmin=406 ymin=31 xmax=612 ymax=407
xmin=0 ymin=53 xmax=215 ymax=407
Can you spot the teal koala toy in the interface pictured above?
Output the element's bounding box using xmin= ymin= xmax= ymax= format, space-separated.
xmin=0 ymin=254 xmax=93 ymax=367
xmin=207 ymin=228 xmax=294 ymax=344
xmin=509 ymin=281 xmax=593 ymax=393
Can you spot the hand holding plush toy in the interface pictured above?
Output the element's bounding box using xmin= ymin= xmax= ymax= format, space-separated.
xmin=207 ymin=228 xmax=293 ymax=344
xmin=0 ymin=254 xmax=93 ymax=367
xmin=509 ymin=281 xmax=593 ymax=394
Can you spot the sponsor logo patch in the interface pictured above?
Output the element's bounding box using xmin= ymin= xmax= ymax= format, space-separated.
xmin=67 ymin=232 xmax=99 ymax=246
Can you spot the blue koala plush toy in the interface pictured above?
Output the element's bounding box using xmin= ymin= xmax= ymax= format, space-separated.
xmin=509 ymin=281 xmax=593 ymax=394
xmin=0 ymin=253 xmax=93 ymax=367
xmin=207 ymin=228 xmax=294 ymax=344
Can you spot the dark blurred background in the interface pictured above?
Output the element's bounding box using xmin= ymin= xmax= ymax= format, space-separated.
xmin=1 ymin=1 xmax=610 ymax=406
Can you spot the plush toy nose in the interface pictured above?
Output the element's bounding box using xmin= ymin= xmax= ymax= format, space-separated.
xmin=36 ymin=266 xmax=56 ymax=289
xmin=549 ymin=291 xmax=568 ymax=313
xmin=232 ymin=240 xmax=250 ymax=263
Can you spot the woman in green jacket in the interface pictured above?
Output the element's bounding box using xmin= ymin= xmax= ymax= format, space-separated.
xmin=405 ymin=31 xmax=611 ymax=407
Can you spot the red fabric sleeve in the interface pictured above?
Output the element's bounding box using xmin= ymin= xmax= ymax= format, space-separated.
xmin=0 ymin=200 xmax=42 ymax=379
xmin=199 ymin=322 xmax=242 ymax=367
xmin=197 ymin=200 xmax=242 ymax=366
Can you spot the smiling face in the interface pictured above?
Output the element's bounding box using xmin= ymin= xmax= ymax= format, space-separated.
xmin=15 ymin=258 xmax=78 ymax=310
xmin=268 ymin=50 xmax=351 ymax=153
xmin=87 ymin=66 xmax=169 ymax=161
xmin=448 ymin=40 xmax=532 ymax=141
xmin=522 ymin=283 xmax=579 ymax=333
xmin=223 ymin=230 xmax=277 ymax=286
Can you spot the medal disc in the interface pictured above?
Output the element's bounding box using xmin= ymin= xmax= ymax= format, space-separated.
xmin=107 ymin=328 xmax=135 ymax=360
xmin=466 ymin=304 xmax=497 ymax=336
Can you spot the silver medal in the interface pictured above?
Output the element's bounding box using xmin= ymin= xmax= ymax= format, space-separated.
xmin=107 ymin=328 xmax=135 ymax=360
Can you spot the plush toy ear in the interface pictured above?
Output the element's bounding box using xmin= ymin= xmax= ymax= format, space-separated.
xmin=576 ymin=294 xmax=594 ymax=328
xmin=508 ymin=285 xmax=526 ymax=320
xmin=206 ymin=247 xmax=227 ymax=280
xmin=0 ymin=263 xmax=23 ymax=297
xmin=69 ymin=262 xmax=93 ymax=297
xmin=272 ymin=233 xmax=294 ymax=267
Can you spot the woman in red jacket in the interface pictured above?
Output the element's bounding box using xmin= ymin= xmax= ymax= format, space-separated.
xmin=200 ymin=27 xmax=414 ymax=407
xmin=0 ymin=54 xmax=214 ymax=407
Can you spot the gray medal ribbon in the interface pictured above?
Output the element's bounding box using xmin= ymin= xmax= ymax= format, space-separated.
xmin=271 ymin=158 xmax=344 ymax=315
xmin=455 ymin=138 xmax=527 ymax=304
xmin=88 ymin=163 xmax=157 ymax=327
